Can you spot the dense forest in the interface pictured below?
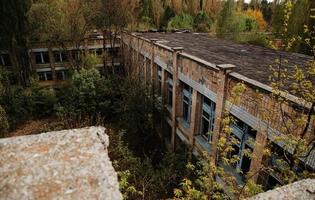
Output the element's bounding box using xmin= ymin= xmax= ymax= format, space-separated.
xmin=0 ymin=0 xmax=315 ymax=199
xmin=0 ymin=0 xmax=314 ymax=85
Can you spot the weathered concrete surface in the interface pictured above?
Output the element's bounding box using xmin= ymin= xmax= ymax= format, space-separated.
xmin=248 ymin=179 xmax=315 ymax=200
xmin=0 ymin=126 xmax=122 ymax=200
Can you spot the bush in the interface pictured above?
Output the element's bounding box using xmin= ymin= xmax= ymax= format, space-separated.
xmin=0 ymin=105 xmax=9 ymax=137
xmin=167 ymin=13 xmax=193 ymax=31
xmin=55 ymin=68 xmax=121 ymax=123
xmin=161 ymin=6 xmax=175 ymax=29
xmin=25 ymin=79 xmax=57 ymax=118
xmin=0 ymin=76 xmax=57 ymax=129
xmin=136 ymin=16 xmax=154 ymax=32
xmin=193 ymin=11 xmax=212 ymax=32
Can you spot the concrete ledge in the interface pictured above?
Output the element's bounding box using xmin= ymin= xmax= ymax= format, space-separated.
xmin=180 ymin=52 xmax=219 ymax=71
xmin=0 ymin=127 xmax=122 ymax=200
xmin=248 ymin=179 xmax=315 ymax=200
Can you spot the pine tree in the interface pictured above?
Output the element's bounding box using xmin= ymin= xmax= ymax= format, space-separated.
xmin=217 ymin=0 xmax=236 ymax=37
xmin=271 ymin=0 xmax=285 ymax=37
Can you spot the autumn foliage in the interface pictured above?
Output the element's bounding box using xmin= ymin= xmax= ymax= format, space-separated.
xmin=245 ymin=9 xmax=267 ymax=30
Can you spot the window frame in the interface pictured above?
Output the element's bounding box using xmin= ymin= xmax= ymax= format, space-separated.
xmin=200 ymin=97 xmax=216 ymax=142
xmin=38 ymin=71 xmax=53 ymax=81
xmin=167 ymin=73 xmax=173 ymax=108
xmin=182 ymin=83 xmax=192 ymax=124
xmin=0 ymin=53 xmax=12 ymax=67
xmin=157 ymin=66 xmax=162 ymax=96
xmin=35 ymin=52 xmax=50 ymax=64
xmin=230 ymin=118 xmax=256 ymax=175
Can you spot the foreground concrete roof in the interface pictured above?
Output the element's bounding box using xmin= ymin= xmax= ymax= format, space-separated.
xmin=249 ymin=179 xmax=315 ymax=200
xmin=0 ymin=127 xmax=122 ymax=200
xmin=138 ymin=32 xmax=312 ymax=85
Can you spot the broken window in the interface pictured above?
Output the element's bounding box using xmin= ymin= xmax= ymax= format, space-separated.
xmin=0 ymin=53 xmax=12 ymax=67
xmin=229 ymin=117 xmax=257 ymax=176
xmin=38 ymin=71 xmax=52 ymax=81
xmin=35 ymin=52 xmax=49 ymax=64
xmin=201 ymin=96 xmax=216 ymax=142
xmin=90 ymin=48 xmax=103 ymax=57
xmin=182 ymin=82 xmax=192 ymax=124
xmin=157 ymin=66 xmax=162 ymax=96
xmin=54 ymin=51 xmax=68 ymax=63
xmin=56 ymin=70 xmax=68 ymax=81
xmin=167 ymin=73 xmax=173 ymax=108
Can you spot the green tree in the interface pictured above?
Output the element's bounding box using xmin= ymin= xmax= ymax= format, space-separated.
xmin=271 ymin=0 xmax=285 ymax=37
xmin=193 ymin=11 xmax=212 ymax=32
xmin=0 ymin=105 xmax=9 ymax=137
xmin=93 ymin=0 xmax=139 ymax=72
xmin=0 ymin=0 xmax=32 ymax=85
xmin=167 ymin=13 xmax=194 ymax=31
xmin=216 ymin=0 xmax=236 ymax=37
xmin=28 ymin=0 xmax=97 ymax=70
xmin=287 ymin=0 xmax=311 ymax=54
xmin=261 ymin=0 xmax=273 ymax=24
xmin=161 ymin=6 xmax=176 ymax=29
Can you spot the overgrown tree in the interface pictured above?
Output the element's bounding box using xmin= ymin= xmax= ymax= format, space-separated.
xmin=0 ymin=0 xmax=32 ymax=85
xmin=28 ymin=0 xmax=97 ymax=70
xmin=216 ymin=0 xmax=236 ymax=37
xmin=93 ymin=0 xmax=140 ymax=73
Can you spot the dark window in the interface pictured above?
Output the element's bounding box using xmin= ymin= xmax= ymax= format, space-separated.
xmin=54 ymin=51 xmax=68 ymax=63
xmin=257 ymin=171 xmax=281 ymax=191
xmin=241 ymin=145 xmax=252 ymax=174
xmin=56 ymin=70 xmax=68 ymax=80
xmin=201 ymin=96 xmax=216 ymax=141
xmin=46 ymin=71 xmax=52 ymax=80
xmin=35 ymin=52 xmax=49 ymax=64
xmin=182 ymin=82 xmax=192 ymax=124
xmin=157 ymin=66 xmax=162 ymax=96
xmin=71 ymin=50 xmax=81 ymax=61
xmin=96 ymin=48 xmax=102 ymax=56
xmin=54 ymin=52 xmax=62 ymax=63
xmin=35 ymin=53 xmax=42 ymax=64
xmin=42 ymin=52 xmax=49 ymax=63
xmin=229 ymin=116 xmax=257 ymax=176
xmin=109 ymin=47 xmax=119 ymax=57
xmin=90 ymin=48 xmax=103 ymax=56
xmin=38 ymin=72 xmax=46 ymax=81
xmin=37 ymin=71 xmax=52 ymax=81
xmin=1 ymin=54 xmax=12 ymax=66
xmin=167 ymin=73 xmax=173 ymax=108
xmin=61 ymin=52 xmax=68 ymax=62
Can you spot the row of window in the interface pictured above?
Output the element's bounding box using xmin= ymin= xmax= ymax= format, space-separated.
xmin=34 ymin=47 xmax=120 ymax=65
xmin=161 ymin=70 xmax=257 ymax=177
xmin=38 ymin=70 xmax=68 ymax=81
xmin=35 ymin=50 xmax=82 ymax=64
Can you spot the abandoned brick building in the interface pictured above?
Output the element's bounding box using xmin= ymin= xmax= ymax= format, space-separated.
xmin=1 ymin=31 xmax=314 ymax=192
xmin=121 ymin=32 xmax=315 ymax=190
xmin=0 ymin=31 xmax=121 ymax=87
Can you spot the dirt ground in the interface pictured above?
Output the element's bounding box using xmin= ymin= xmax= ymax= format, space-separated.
xmin=7 ymin=118 xmax=63 ymax=138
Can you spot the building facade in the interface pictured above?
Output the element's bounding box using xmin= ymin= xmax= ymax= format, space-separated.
xmin=121 ymin=32 xmax=315 ymax=189
xmin=0 ymin=31 xmax=121 ymax=87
